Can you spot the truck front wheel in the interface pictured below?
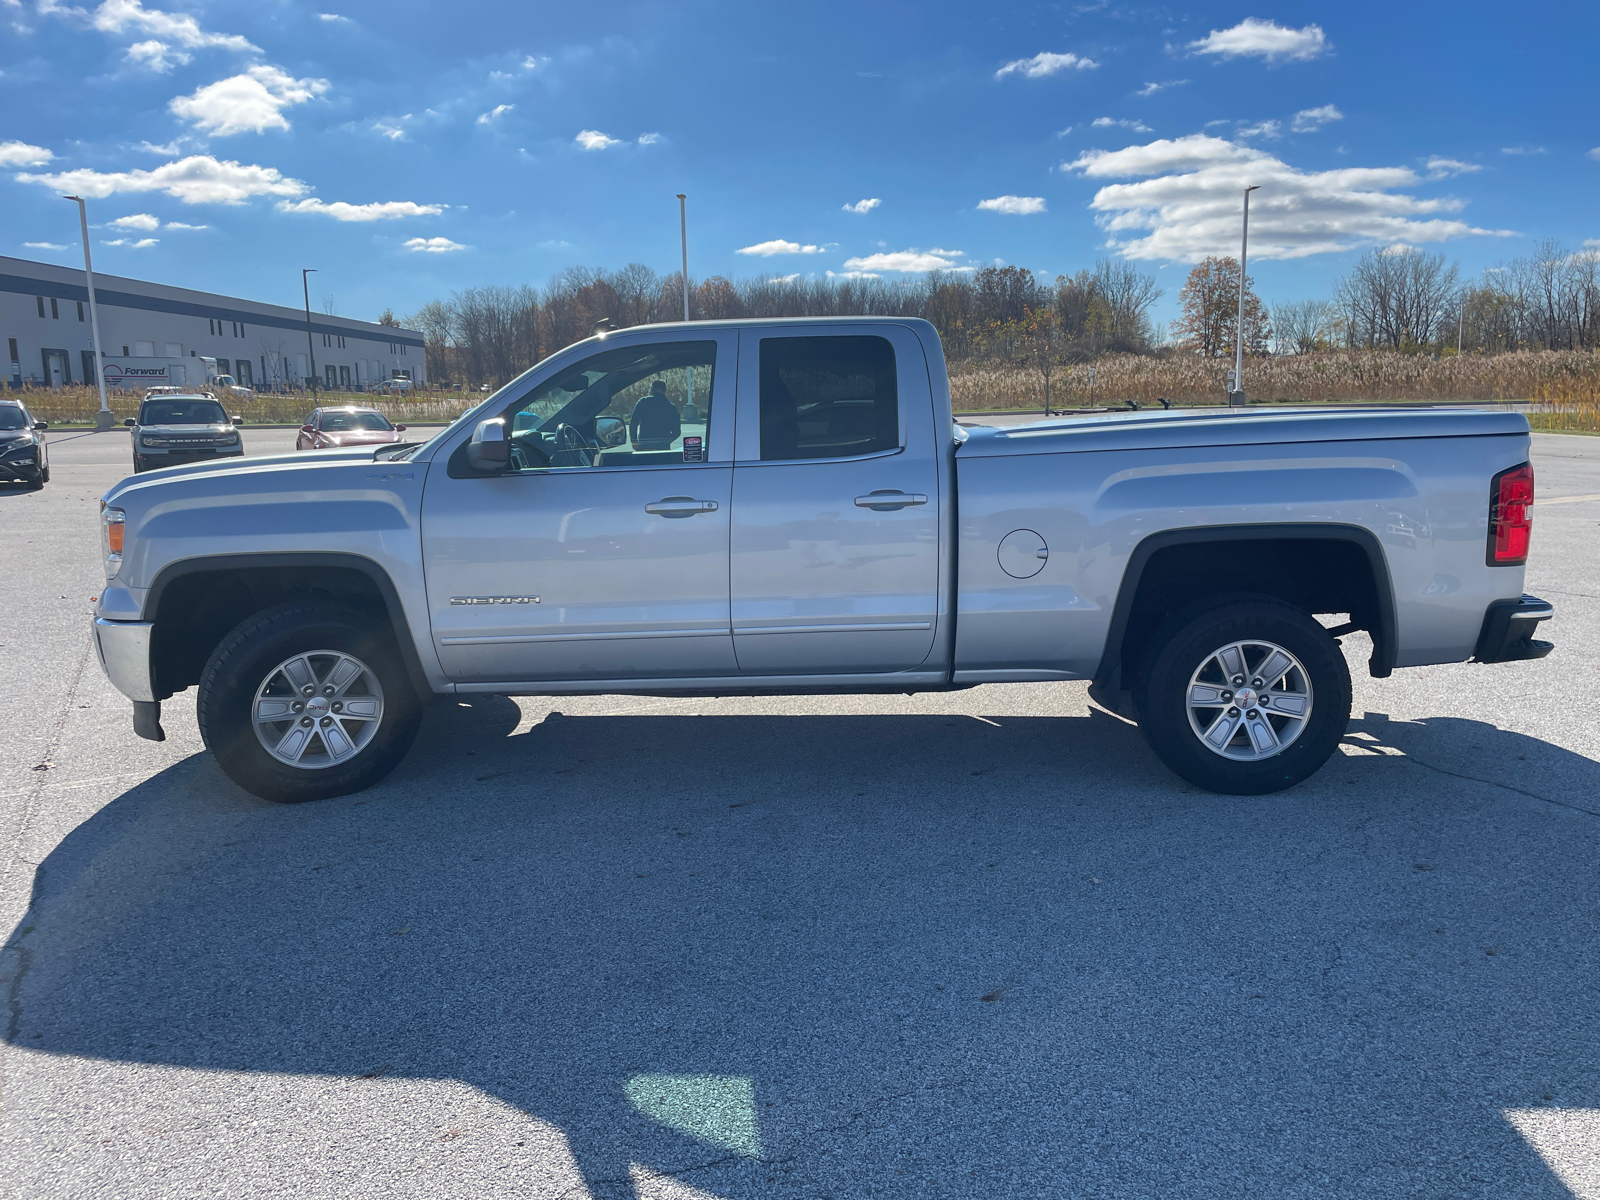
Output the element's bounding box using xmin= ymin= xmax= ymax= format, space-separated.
xmin=196 ymin=603 xmax=423 ymax=803
xmin=1134 ymin=597 xmax=1351 ymax=795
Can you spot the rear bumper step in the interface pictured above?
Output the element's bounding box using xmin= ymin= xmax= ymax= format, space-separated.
xmin=1473 ymin=594 xmax=1555 ymax=663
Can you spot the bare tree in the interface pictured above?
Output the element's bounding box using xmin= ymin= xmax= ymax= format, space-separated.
xmin=1270 ymin=299 xmax=1337 ymax=354
xmin=1335 ymin=248 xmax=1460 ymax=349
xmin=1092 ymin=258 xmax=1162 ymax=348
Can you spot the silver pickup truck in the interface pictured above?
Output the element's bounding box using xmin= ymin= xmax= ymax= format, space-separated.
xmin=91 ymin=317 xmax=1553 ymax=802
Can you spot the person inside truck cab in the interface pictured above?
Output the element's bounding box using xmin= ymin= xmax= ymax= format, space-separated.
xmin=629 ymin=380 xmax=681 ymax=449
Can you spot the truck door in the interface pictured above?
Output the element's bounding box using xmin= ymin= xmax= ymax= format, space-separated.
xmin=730 ymin=326 xmax=941 ymax=674
xmin=421 ymin=330 xmax=736 ymax=683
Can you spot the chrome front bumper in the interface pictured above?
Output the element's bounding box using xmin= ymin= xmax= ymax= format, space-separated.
xmin=92 ymin=616 xmax=157 ymax=702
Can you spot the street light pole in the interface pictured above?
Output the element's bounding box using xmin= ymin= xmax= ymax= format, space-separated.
xmin=63 ymin=195 xmax=112 ymax=429
xmin=302 ymin=268 xmax=318 ymax=397
xmin=1231 ymin=185 xmax=1260 ymax=407
xmin=676 ymin=193 xmax=689 ymax=322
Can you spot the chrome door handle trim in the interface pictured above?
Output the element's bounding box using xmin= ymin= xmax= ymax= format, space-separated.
xmin=853 ymin=491 xmax=928 ymax=511
xmin=645 ymin=496 xmax=720 ymax=518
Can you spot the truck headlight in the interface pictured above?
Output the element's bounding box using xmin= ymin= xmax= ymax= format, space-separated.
xmin=101 ymin=505 xmax=126 ymax=579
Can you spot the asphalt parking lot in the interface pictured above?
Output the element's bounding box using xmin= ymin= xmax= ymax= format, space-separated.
xmin=3 ymin=425 xmax=1599 ymax=1199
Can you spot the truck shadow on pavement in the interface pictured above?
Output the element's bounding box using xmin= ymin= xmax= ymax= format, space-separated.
xmin=6 ymin=700 xmax=1599 ymax=1198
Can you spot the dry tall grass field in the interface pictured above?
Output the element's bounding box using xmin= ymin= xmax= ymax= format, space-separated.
xmin=12 ymin=348 xmax=1600 ymax=433
xmin=15 ymin=388 xmax=480 ymax=427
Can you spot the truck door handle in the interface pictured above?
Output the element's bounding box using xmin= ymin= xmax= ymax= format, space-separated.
xmin=645 ymin=496 xmax=720 ymax=518
xmin=854 ymin=490 xmax=928 ymax=511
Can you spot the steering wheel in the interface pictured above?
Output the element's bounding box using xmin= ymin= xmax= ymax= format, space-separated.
xmin=555 ymin=422 xmax=596 ymax=452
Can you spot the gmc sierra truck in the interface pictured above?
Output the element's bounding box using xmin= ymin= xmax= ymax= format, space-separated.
xmin=91 ymin=317 xmax=1554 ymax=802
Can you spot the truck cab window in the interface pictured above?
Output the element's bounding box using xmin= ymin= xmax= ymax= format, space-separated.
xmin=497 ymin=340 xmax=716 ymax=471
xmin=759 ymin=335 xmax=898 ymax=461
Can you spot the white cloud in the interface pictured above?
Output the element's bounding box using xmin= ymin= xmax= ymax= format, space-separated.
xmin=136 ymin=139 xmax=180 ymax=155
xmin=87 ymin=0 xmax=258 ymax=51
xmin=771 ymin=273 xmax=802 ymax=283
xmin=403 ymin=236 xmax=466 ymax=253
xmin=317 ymin=12 xmax=350 ymax=22
xmin=1290 ymin=104 xmax=1343 ymax=133
xmin=18 ymin=154 xmax=308 ymax=204
xmin=737 ymin=239 xmax=822 ymax=256
xmin=1585 ymin=239 xmax=1600 ymax=250
xmin=637 ymin=132 xmax=660 ymax=145
xmin=1235 ymin=119 xmax=1282 ymax=140
xmin=1066 ymin=134 xmax=1515 ymax=261
xmin=995 ymin=51 xmax=1098 ymax=79
xmin=277 ymin=198 xmax=444 ymax=221
xmin=521 ymin=55 xmax=549 ymax=71
xmin=0 ymin=141 xmax=53 ymax=167
xmin=1188 ymin=18 xmax=1327 ymax=63
xmin=373 ymin=119 xmax=408 ymax=141
xmin=23 ymin=242 xmax=69 ymax=250
xmin=1502 ymin=145 xmax=1546 ymax=155
xmin=108 ymin=212 xmax=160 ymax=230
xmin=826 ymin=270 xmax=880 ymax=280
xmin=1589 ymin=148 xmax=1600 ymax=162
xmin=977 ymin=195 xmax=1047 ymax=215
xmin=1055 ymin=126 xmax=1075 ymax=138
xmin=1137 ymin=80 xmax=1187 ymax=96
xmin=170 ymin=65 xmax=329 ymax=136
xmin=125 ymin=38 xmax=186 ymax=70
xmin=477 ymin=104 xmax=514 ymax=125
xmin=574 ymin=129 xmax=621 ymax=150
xmin=103 ymin=237 xmax=158 ymax=247
xmin=163 ymin=221 xmax=206 ymax=230
xmin=842 ymin=248 xmax=965 ymax=272
xmin=842 ymin=197 xmax=881 ymax=214
xmin=1093 ymin=116 xmax=1153 ymax=132
xmin=1426 ymin=157 xmax=1480 ymax=179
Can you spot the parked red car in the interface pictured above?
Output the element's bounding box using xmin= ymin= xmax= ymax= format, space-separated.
xmin=295 ymin=407 xmax=408 ymax=451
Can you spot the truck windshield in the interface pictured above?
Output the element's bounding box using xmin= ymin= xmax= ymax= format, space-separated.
xmin=141 ymin=400 xmax=228 ymax=425
xmin=0 ymin=407 xmax=29 ymax=431
xmin=321 ymin=411 xmax=393 ymax=431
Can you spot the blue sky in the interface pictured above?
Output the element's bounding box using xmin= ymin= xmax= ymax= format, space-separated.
xmin=3 ymin=0 xmax=1596 ymax=330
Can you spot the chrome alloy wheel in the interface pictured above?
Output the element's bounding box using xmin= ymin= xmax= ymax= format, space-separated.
xmin=1185 ymin=639 xmax=1313 ymax=761
xmin=251 ymin=651 xmax=385 ymax=769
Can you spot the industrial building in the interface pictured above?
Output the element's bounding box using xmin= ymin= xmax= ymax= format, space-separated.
xmin=2 ymin=255 xmax=425 ymax=391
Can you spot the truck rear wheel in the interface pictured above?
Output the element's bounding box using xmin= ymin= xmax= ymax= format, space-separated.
xmin=1134 ymin=597 xmax=1351 ymax=795
xmin=196 ymin=603 xmax=423 ymax=803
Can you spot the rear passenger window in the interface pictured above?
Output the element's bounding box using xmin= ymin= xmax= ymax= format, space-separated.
xmin=759 ymin=335 xmax=897 ymax=461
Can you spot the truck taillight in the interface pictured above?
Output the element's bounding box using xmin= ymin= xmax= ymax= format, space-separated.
xmin=1487 ymin=462 xmax=1533 ymax=566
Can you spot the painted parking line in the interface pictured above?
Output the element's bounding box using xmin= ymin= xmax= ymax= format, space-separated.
xmin=1538 ymin=493 xmax=1600 ymax=506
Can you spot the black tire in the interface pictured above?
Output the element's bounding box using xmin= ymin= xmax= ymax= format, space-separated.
xmin=1134 ymin=596 xmax=1351 ymax=795
xmin=39 ymin=464 xmax=49 ymax=483
xmin=196 ymin=603 xmax=423 ymax=803
xmin=25 ymin=472 xmax=44 ymax=491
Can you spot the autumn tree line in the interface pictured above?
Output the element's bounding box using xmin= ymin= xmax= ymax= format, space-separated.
xmin=404 ymin=239 xmax=1600 ymax=391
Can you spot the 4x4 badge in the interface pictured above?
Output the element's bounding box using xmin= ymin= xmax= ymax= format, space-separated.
xmin=449 ymin=595 xmax=540 ymax=605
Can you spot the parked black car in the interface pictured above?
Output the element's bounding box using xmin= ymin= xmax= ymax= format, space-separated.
xmin=0 ymin=400 xmax=49 ymax=490
xmin=127 ymin=395 xmax=244 ymax=473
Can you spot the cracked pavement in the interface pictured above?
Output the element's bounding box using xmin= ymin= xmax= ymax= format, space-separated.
xmin=2 ymin=427 xmax=1598 ymax=1199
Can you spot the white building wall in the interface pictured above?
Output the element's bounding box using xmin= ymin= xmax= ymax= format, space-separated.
xmin=1 ymin=256 xmax=426 ymax=390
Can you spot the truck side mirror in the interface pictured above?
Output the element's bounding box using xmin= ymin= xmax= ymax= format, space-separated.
xmin=33 ymin=421 xmax=48 ymax=431
xmin=124 ymin=417 xmax=137 ymax=427
xmin=466 ymin=418 xmax=510 ymax=472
